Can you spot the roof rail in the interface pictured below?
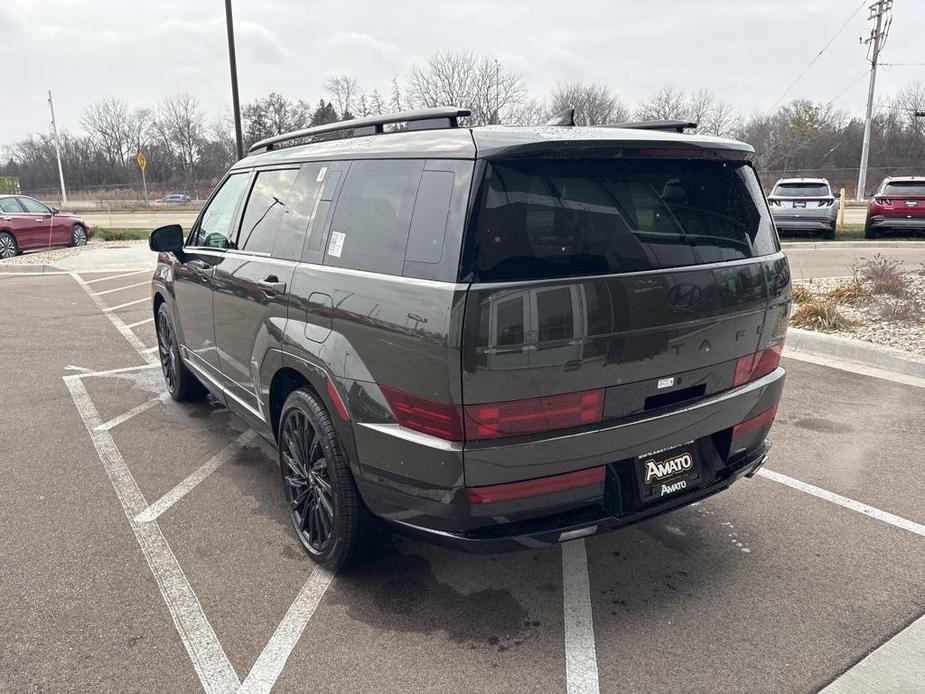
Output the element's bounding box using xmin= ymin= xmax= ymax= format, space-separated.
xmin=247 ymin=107 xmax=471 ymax=154
xmin=607 ymin=120 xmax=698 ymax=133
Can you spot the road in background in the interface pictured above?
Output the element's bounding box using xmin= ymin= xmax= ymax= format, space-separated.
xmin=784 ymin=245 xmax=925 ymax=279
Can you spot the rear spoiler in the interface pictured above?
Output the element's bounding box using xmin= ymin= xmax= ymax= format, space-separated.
xmin=607 ymin=120 xmax=698 ymax=133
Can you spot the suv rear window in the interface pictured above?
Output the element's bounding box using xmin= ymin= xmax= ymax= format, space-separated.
xmin=772 ymin=182 xmax=830 ymax=197
xmin=883 ymin=181 xmax=925 ymax=195
xmin=470 ymin=158 xmax=777 ymax=282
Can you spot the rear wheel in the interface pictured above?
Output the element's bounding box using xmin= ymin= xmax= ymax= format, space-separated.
xmin=71 ymin=225 xmax=88 ymax=247
xmin=864 ymin=223 xmax=878 ymax=239
xmin=822 ymin=225 xmax=835 ymax=240
xmin=156 ymin=303 xmax=206 ymax=401
xmin=0 ymin=231 xmax=18 ymax=258
xmin=279 ymin=388 xmax=385 ymax=570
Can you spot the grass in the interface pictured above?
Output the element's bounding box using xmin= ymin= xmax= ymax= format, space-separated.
xmin=90 ymin=227 xmax=150 ymax=241
xmin=790 ymin=298 xmax=854 ymax=331
xmin=779 ymin=225 xmax=865 ymax=242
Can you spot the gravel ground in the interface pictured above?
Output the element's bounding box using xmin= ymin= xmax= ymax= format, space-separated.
xmin=0 ymin=240 xmax=147 ymax=266
xmin=794 ymin=273 xmax=925 ymax=357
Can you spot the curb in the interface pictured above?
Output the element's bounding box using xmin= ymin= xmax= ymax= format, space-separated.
xmin=0 ymin=264 xmax=62 ymax=274
xmin=782 ymin=240 xmax=925 ymax=249
xmin=785 ymin=328 xmax=925 ymax=379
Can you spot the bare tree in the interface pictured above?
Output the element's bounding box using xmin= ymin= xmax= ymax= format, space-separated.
xmin=156 ymin=94 xmax=205 ymax=176
xmin=634 ymin=85 xmax=689 ymax=121
xmin=548 ymin=81 xmax=628 ymax=125
xmin=389 ymin=76 xmax=403 ymax=113
xmin=506 ymin=98 xmax=548 ymax=126
xmin=242 ymin=92 xmax=309 ymax=146
xmin=81 ymin=98 xmax=132 ymax=169
xmin=369 ymin=89 xmax=385 ymax=116
xmin=892 ymin=81 xmax=925 ymax=132
xmin=324 ymin=74 xmax=359 ymax=119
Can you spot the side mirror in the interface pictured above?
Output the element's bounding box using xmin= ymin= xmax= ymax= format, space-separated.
xmin=833 ymin=191 xmax=841 ymax=199
xmin=149 ymin=224 xmax=184 ymax=253
xmin=50 ymin=206 xmax=60 ymax=215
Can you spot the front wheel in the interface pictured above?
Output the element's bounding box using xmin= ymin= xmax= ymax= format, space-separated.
xmin=279 ymin=388 xmax=385 ymax=570
xmin=0 ymin=231 xmax=18 ymax=259
xmin=156 ymin=303 xmax=206 ymax=401
xmin=71 ymin=225 xmax=88 ymax=247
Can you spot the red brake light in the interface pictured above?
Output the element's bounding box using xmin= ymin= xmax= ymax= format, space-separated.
xmin=732 ymin=405 xmax=778 ymax=440
xmin=634 ymin=147 xmax=705 ymax=158
xmin=466 ymin=466 xmax=606 ymax=504
xmin=380 ymin=386 xmax=464 ymax=441
xmin=733 ymin=344 xmax=783 ymax=387
xmin=464 ymin=389 xmax=605 ymax=441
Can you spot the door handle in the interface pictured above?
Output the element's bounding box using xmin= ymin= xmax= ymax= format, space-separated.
xmin=1 ymin=217 xmax=10 ymax=221
xmin=188 ymin=259 xmax=210 ymax=270
xmin=258 ymin=276 xmax=286 ymax=294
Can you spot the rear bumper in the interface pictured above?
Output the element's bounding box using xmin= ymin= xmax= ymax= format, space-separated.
xmin=772 ymin=216 xmax=835 ymax=232
xmin=867 ymin=216 xmax=925 ymax=230
xmin=355 ymin=368 xmax=785 ymax=552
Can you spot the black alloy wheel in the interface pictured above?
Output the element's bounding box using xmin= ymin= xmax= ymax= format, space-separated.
xmin=156 ymin=303 xmax=206 ymax=401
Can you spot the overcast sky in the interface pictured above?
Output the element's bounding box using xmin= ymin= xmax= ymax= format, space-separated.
xmin=2 ymin=0 xmax=923 ymax=146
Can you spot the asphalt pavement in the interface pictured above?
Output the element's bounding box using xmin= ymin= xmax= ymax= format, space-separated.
xmin=1 ymin=268 xmax=923 ymax=694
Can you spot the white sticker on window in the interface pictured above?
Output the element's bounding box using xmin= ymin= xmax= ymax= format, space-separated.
xmin=657 ymin=377 xmax=675 ymax=389
xmin=328 ymin=230 xmax=345 ymax=258
xmin=316 ymin=166 xmax=327 ymax=183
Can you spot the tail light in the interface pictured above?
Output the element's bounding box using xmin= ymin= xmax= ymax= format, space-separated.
xmin=466 ymin=466 xmax=605 ymax=504
xmin=733 ymin=344 xmax=783 ymax=387
xmin=380 ymin=386 xmax=464 ymax=441
xmin=381 ymin=387 xmax=605 ymax=442
xmin=464 ymin=389 xmax=604 ymax=441
xmin=732 ymin=405 xmax=778 ymax=440
xmin=819 ymin=200 xmax=833 ymax=207
xmin=873 ymin=197 xmax=892 ymax=206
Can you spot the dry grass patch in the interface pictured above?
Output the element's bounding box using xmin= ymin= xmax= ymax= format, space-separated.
xmin=791 ymin=283 xmax=813 ymax=304
xmin=826 ymin=279 xmax=870 ymax=305
xmin=855 ymin=254 xmax=908 ymax=297
xmin=790 ymin=298 xmax=854 ymax=331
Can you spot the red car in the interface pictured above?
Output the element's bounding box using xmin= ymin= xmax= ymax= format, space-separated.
xmin=0 ymin=195 xmax=90 ymax=258
xmin=865 ymin=176 xmax=925 ymax=238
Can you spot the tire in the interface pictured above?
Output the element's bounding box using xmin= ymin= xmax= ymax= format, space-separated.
xmin=156 ymin=303 xmax=206 ymax=401
xmin=279 ymin=388 xmax=386 ymax=570
xmin=71 ymin=224 xmax=88 ymax=247
xmin=864 ymin=224 xmax=878 ymax=239
xmin=822 ymin=226 xmax=835 ymax=240
xmin=0 ymin=231 xmax=18 ymax=259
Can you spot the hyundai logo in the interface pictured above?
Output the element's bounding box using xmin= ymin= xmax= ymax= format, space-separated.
xmin=667 ymin=283 xmax=702 ymax=310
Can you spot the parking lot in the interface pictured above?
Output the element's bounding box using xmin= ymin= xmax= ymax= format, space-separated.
xmin=1 ymin=266 xmax=924 ymax=694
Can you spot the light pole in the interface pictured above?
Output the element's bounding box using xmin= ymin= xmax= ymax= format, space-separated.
xmin=47 ymin=90 xmax=67 ymax=205
xmin=224 ymin=0 xmax=244 ymax=160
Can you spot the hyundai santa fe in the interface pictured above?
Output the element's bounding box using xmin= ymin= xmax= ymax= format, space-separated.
xmin=148 ymin=107 xmax=790 ymax=570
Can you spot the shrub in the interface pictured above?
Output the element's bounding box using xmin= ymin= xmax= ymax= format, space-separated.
xmin=790 ymin=299 xmax=854 ymax=332
xmin=857 ymin=254 xmax=908 ymax=297
xmin=875 ymin=298 xmax=924 ymax=323
xmin=791 ymin=283 xmax=813 ymax=304
xmin=826 ymin=280 xmax=870 ymax=305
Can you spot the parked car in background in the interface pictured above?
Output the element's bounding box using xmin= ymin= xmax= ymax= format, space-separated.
xmin=156 ymin=193 xmax=193 ymax=204
xmin=865 ymin=176 xmax=925 ymax=238
xmin=767 ymin=178 xmax=839 ymax=239
xmin=0 ymin=195 xmax=89 ymax=258
xmin=149 ymin=108 xmax=790 ymax=570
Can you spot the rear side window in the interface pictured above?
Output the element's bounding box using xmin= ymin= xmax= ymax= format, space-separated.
xmin=0 ymin=198 xmax=23 ymax=213
xmin=772 ymin=182 xmax=830 ymax=197
xmin=324 ymin=160 xmax=424 ymax=275
xmin=471 ymin=158 xmax=777 ymax=282
xmin=238 ymin=169 xmax=297 ymax=255
xmin=883 ymin=181 xmax=925 ymax=195
xmin=274 ymin=163 xmax=327 ymax=262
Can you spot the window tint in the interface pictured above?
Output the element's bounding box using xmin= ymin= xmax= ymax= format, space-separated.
xmin=536 ymin=288 xmax=574 ymax=342
xmin=883 ymin=181 xmax=925 ymax=195
xmin=773 ymin=182 xmax=830 ymax=197
xmin=472 ymin=158 xmax=777 ymax=282
xmin=0 ymin=198 xmax=23 ymax=213
xmin=238 ymin=169 xmax=296 ymax=255
xmin=406 ymin=170 xmax=454 ymax=264
xmin=273 ymin=163 xmax=327 ymax=262
xmin=325 ymin=160 xmax=424 ymax=275
xmin=192 ymin=173 xmax=248 ymax=248
xmin=19 ymin=197 xmax=50 ymax=214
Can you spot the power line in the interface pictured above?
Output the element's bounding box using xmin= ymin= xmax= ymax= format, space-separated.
xmin=767 ymin=0 xmax=868 ymax=113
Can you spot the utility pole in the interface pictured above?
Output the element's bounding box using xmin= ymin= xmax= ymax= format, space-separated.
xmin=47 ymin=90 xmax=67 ymax=205
xmin=224 ymin=0 xmax=244 ymax=160
xmin=855 ymin=0 xmax=893 ymax=201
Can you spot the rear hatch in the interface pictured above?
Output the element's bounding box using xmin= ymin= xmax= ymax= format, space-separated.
xmin=768 ymin=182 xmax=835 ymax=218
xmin=876 ymin=180 xmax=925 ymax=218
xmin=459 ymin=150 xmax=790 ymax=483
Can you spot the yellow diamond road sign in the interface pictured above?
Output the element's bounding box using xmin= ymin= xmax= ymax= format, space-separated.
xmin=136 ymin=151 xmax=146 ymax=172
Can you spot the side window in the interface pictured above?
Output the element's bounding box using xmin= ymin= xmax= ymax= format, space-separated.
xmin=0 ymin=198 xmax=24 ymax=213
xmin=238 ymin=169 xmax=297 ymax=255
xmin=405 ymin=170 xmax=454 ymax=264
xmin=192 ymin=173 xmax=248 ymax=249
xmin=274 ymin=162 xmax=327 ymax=262
xmin=18 ymin=197 xmax=50 ymax=214
xmin=324 ymin=160 xmax=424 ymax=275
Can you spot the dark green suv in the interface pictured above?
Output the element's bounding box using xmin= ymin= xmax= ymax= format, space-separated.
xmin=149 ymin=107 xmax=790 ymax=570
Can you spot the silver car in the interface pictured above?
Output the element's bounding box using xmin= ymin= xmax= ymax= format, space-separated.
xmin=767 ymin=177 xmax=839 ymax=239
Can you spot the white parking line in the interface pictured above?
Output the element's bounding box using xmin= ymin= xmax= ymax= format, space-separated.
xmin=79 ymin=362 xmax=160 ymax=379
xmin=562 ymin=539 xmax=600 ymax=694
xmin=142 ymin=345 xmax=159 ymax=353
xmin=95 ymin=394 xmax=168 ymax=432
xmin=91 ymin=280 xmax=151 ymax=296
xmin=104 ymin=297 xmax=149 ymax=312
xmin=126 ymin=317 xmax=155 ymax=329
xmin=64 ymin=375 xmax=241 ymax=693
xmin=134 ymin=430 xmax=256 ymax=523
xmin=238 ymin=567 xmax=335 ymax=694
xmin=84 ymin=270 xmax=150 ymax=284
xmin=757 ymin=469 xmax=925 ymax=537
xmin=70 ymin=272 xmax=157 ymax=365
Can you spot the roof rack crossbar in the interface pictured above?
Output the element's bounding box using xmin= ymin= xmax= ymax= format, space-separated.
xmin=248 ymin=107 xmax=471 ymax=154
xmin=607 ymin=120 xmax=698 ymax=133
